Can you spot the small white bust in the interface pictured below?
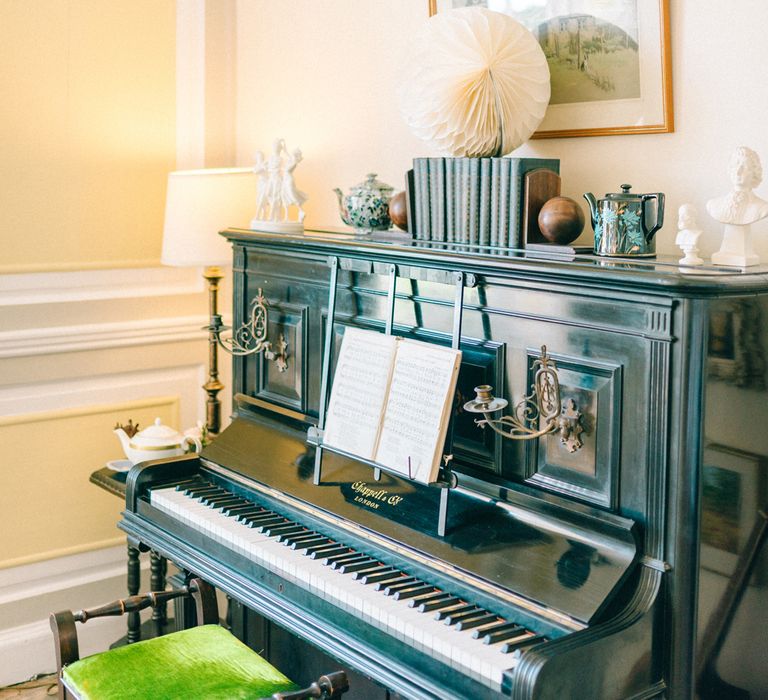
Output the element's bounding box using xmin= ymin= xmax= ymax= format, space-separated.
xmin=708 ymin=146 xmax=766 ymax=266
xmin=675 ymin=204 xmax=703 ymax=266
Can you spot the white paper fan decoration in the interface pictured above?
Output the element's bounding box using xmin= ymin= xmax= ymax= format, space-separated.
xmin=399 ymin=7 xmax=551 ymax=158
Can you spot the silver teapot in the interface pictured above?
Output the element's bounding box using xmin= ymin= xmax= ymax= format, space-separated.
xmin=584 ymin=185 xmax=665 ymax=257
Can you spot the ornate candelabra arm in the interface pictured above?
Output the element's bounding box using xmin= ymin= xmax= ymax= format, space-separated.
xmin=477 ymin=412 xmax=560 ymax=441
xmin=462 ymin=346 xmax=584 ymax=451
xmin=211 ymin=287 xmax=273 ymax=357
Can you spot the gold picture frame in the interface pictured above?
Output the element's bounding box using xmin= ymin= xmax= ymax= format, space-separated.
xmin=700 ymin=444 xmax=766 ymax=582
xmin=429 ymin=0 xmax=673 ymax=139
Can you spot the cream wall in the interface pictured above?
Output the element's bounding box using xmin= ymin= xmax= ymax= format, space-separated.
xmin=235 ymin=0 xmax=768 ymax=260
xmin=0 ymin=1 xmax=233 ymax=684
xmin=0 ymin=0 xmax=176 ymax=273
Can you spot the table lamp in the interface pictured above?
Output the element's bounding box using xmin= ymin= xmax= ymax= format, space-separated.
xmin=161 ymin=167 xmax=256 ymax=435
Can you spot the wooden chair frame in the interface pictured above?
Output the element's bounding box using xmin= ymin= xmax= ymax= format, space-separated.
xmin=49 ymin=577 xmax=349 ymax=700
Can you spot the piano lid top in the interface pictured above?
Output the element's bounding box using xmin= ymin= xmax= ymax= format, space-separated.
xmin=202 ymin=415 xmax=638 ymax=627
xmin=221 ymin=226 xmax=768 ymax=296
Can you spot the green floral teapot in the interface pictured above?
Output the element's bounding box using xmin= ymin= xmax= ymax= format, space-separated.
xmin=584 ymin=185 xmax=665 ymax=257
xmin=334 ymin=173 xmax=394 ymax=234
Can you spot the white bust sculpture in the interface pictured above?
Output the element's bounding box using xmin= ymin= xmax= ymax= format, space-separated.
xmin=708 ymin=146 xmax=768 ymax=266
xmin=250 ymin=138 xmax=307 ymax=233
xmin=675 ymin=204 xmax=703 ymax=266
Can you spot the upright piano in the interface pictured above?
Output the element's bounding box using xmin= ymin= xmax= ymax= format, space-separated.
xmin=120 ymin=228 xmax=768 ymax=699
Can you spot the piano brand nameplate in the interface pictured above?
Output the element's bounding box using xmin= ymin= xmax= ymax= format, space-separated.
xmin=341 ymin=477 xmax=442 ymax=533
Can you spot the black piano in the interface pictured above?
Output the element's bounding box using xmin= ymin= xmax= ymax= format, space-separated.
xmin=121 ymin=228 xmax=768 ymax=699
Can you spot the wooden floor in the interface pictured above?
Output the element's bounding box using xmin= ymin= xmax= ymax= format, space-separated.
xmin=0 ymin=676 xmax=57 ymax=699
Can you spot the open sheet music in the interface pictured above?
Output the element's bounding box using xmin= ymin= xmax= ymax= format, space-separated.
xmin=323 ymin=328 xmax=462 ymax=484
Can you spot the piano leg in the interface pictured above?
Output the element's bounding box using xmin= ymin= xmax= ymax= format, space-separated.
xmin=150 ymin=551 xmax=168 ymax=630
xmin=126 ymin=544 xmax=141 ymax=643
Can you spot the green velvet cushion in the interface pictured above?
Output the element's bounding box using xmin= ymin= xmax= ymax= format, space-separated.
xmin=62 ymin=624 xmax=298 ymax=699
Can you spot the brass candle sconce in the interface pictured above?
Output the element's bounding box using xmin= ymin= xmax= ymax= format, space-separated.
xmin=211 ymin=287 xmax=288 ymax=366
xmin=204 ymin=286 xmax=288 ymax=434
xmin=463 ymin=346 xmax=584 ymax=452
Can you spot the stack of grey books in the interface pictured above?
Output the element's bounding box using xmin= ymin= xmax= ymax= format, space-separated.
xmin=410 ymin=157 xmax=560 ymax=249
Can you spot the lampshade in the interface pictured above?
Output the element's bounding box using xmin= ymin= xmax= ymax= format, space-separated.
xmin=161 ymin=167 xmax=256 ymax=267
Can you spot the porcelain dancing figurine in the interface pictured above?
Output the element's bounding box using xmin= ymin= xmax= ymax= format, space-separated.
xmin=707 ymin=146 xmax=768 ymax=266
xmin=675 ymin=204 xmax=703 ymax=266
xmin=250 ymin=138 xmax=307 ymax=233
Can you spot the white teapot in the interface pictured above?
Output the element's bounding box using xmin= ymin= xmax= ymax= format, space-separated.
xmin=114 ymin=417 xmax=202 ymax=465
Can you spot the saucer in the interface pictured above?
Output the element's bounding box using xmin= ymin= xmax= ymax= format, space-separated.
xmin=106 ymin=459 xmax=133 ymax=473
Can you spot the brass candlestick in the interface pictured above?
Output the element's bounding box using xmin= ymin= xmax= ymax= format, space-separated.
xmin=203 ymin=266 xmax=225 ymax=435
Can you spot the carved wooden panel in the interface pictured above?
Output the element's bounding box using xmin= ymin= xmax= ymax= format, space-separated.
xmin=253 ymin=301 xmax=308 ymax=413
xmin=525 ymin=351 xmax=623 ymax=509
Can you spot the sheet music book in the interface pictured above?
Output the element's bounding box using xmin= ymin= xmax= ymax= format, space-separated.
xmin=323 ymin=328 xmax=462 ymax=484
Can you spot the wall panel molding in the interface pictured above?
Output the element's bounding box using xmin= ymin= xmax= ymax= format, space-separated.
xmin=0 ymin=315 xmax=209 ymax=359
xmin=0 ymin=366 xmax=205 ymax=425
xmin=0 ymin=266 xmax=203 ymax=307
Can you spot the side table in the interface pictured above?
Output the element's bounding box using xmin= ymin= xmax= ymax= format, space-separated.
xmin=90 ymin=467 xmax=172 ymax=643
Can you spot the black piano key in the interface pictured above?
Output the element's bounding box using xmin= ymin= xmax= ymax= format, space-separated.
xmin=173 ymin=478 xmax=206 ymax=492
xmin=236 ymin=512 xmax=271 ymax=525
xmin=377 ymin=576 xmax=418 ymax=593
xmin=435 ymin=604 xmax=476 ymax=621
xmin=324 ymin=552 xmax=365 ymax=567
xmin=416 ymin=595 xmax=461 ymax=613
xmin=262 ymin=523 xmax=304 ymax=537
xmin=480 ymin=623 xmax=525 ymax=645
xmin=454 ymin=614 xmax=499 ymax=632
xmin=408 ymin=592 xmax=450 ymax=609
xmin=242 ymin=513 xmax=281 ymax=525
xmin=506 ymin=635 xmax=547 ymax=656
xmin=182 ymin=483 xmax=218 ymax=493
xmin=472 ymin=620 xmax=522 ymax=640
xmin=197 ymin=489 xmax=236 ymax=506
xmin=353 ymin=567 xmax=397 ymax=583
xmin=303 ymin=541 xmax=339 ymax=555
xmin=239 ymin=511 xmax=276 ymax=524
xmin=186 ymin=487 xmax=225 ymax=499
xmin=360 ymin=569 xmax=402 ymax=585
xmin=225 ymin=505 xmax=264 ymax=518
xmin=291 ymin=537 xmax=332 ymax=552
xmin=307 ymin=540 xmax=352 ymax=559
xmin=443 ymin=608 xmax=487 ymax=626
xmin=278 ymin=531 xmax=319 ymax=545
xmin=392 ymin=585 xmax=435 ymax=601
xmin=253 ymin=518 xmax=290 ymax=533
xmin=201 ymin=495 xmax=242 ymax=508
xmin=221 ymin=503 xmax=256 ymax=516
xmin=332 ymin=555 xmax=375 ymax=571
xmin=495 ymin=631 xmax=539 ymax=653
xmin=337 ymin=559 xmax=382 ymax=575
xmin=384 ymin=580 xmax=426 ymax=596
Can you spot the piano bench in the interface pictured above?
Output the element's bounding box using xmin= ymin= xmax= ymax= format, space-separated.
xmin=49 ymin=578 xmax=350 ymax=700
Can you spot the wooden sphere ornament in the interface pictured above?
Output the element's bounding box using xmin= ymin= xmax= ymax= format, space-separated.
xmin=389 ymin=191 xmax=409 ymax=231
xmin=537 ymin=196 xmax=585 ymax=245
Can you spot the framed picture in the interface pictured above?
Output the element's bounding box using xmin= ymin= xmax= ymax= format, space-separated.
xmin=700 ymin=444 xmax=766 ymax=580
xmin=708 ymin=299 xmax=766 ymax=389
xmin=429 ymin=0 xmax=673 ymax=138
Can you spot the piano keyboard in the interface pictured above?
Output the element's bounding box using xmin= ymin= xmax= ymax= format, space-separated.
xmin=150 ymin=478 xmax=547 ymax=691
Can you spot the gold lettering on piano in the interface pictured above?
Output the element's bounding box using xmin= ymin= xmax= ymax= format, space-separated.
xmin=351 ymin=481 xmax=405 ymax=510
